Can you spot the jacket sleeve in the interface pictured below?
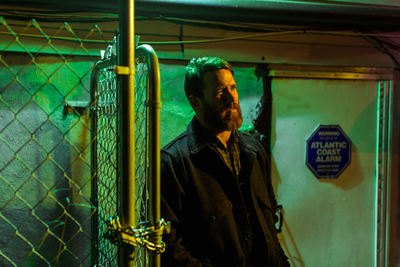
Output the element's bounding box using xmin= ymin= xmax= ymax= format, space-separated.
xmin=160 ymin=152 xmax=211 ymax=267
xmin=258 ymin=139 xmax=291 ymax=266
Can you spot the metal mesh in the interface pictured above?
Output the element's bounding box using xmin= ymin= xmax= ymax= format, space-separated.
xmin=134 ymin=57 xmax=150 ymax=267
xmin=94 ymin=64 xmax=119 ymax=267
xmin=0 ymin=17 xmax=110 ymax=267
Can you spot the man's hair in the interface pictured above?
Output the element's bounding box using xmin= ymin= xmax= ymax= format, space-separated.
xmin=184 ymin=56 xmax=234 ymax=99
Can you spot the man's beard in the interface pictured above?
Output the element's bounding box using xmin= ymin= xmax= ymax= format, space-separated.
xmin=201 ymin=99 xmax=243 ymax=131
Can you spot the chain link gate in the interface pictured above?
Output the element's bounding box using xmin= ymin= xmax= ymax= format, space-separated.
xmin=91 ymin=35 xmax=163 ymax=266
xmin=91 ymin=52 xmax=119 ymax=267
xmin=0 ymin=16 xmax=163 ymax=267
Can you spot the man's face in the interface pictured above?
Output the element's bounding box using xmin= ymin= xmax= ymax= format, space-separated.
xmin=200 ymin=69 xmax=243 ymax=132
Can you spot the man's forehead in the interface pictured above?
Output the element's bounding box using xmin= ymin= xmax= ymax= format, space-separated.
xmin=204 ymin=69 xmax=236 ymax=86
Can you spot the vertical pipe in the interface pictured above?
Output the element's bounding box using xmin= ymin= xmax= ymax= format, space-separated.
xmin=376 ymin=80 xmax=392 ymax=267
xmin=136 ymin=44 xmax=161 ymax=267
xmin=134 ymin=44 xmax=161 ymax=267
xmin=380 ymin=81 xmax=385 ymax=267
xmin=119 ymin=0 xmax=135 ymax=266
xmin=147 ymin=47 xmax=161 ymax=267
xmin=385 ymin=81 xmax=392 ymax=267
xmin=387 ymin=71 xmax=400 ymax=267
xmin=375 ymin=81 xmax=382 ymax=267
xmin=381 ymin=81 xmax=388 ymax=267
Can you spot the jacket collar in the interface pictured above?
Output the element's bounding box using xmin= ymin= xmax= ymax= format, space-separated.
xmin=187 ymin=116 xmax=257 ymax=154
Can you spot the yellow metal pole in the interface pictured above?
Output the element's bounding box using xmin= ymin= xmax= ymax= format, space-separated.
xmin=144 ymin=45 xmax=162 ymax=267
xmin=135 ymin=44 xmax=162 ymax=267
xmin=119 ymin=0 xmax=135 ymax=266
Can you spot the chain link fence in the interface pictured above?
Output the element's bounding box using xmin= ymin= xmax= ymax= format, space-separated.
xmin=92 ymin=56 xmax=119 ymax=267
xmin=0 ymin=17 xmax=152 ymax=267
xmin=133 ymin=56 xmax=151 ymax=266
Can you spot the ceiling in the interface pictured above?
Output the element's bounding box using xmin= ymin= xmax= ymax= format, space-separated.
xmin=1 ymin=0 xmax=400 ymax=30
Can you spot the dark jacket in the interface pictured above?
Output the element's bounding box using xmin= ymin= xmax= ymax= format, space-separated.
xmin=161 ymin=117 xmax=289 ymax=267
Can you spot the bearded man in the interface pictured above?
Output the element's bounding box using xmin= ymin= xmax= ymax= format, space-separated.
xmin=161 ymin=57 xmax=290 ymax=267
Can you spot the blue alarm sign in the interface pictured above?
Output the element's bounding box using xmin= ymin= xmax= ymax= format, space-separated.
xmin=306 ymin=125 xmax=351 ymax=179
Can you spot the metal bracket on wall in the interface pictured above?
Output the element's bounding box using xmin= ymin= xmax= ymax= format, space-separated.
xmin=63 ymin=101 xmax=90 ymax=117
xmin=276 ymin=205 xmax=283 ymax=233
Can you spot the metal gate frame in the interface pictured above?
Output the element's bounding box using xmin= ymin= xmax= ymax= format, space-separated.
xmin=90 ymin=37 xmax=162 ymax=267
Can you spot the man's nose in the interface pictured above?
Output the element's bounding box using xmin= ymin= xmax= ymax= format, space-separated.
xmin=225 ymin=89 xmax=236 ymax=102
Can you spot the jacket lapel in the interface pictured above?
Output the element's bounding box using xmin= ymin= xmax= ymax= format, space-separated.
xmin=238 ymin=133 xmax=257 ymax=181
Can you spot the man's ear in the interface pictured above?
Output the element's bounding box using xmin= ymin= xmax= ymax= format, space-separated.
xmin=189 ymin=95 xmax=202 ymax=112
